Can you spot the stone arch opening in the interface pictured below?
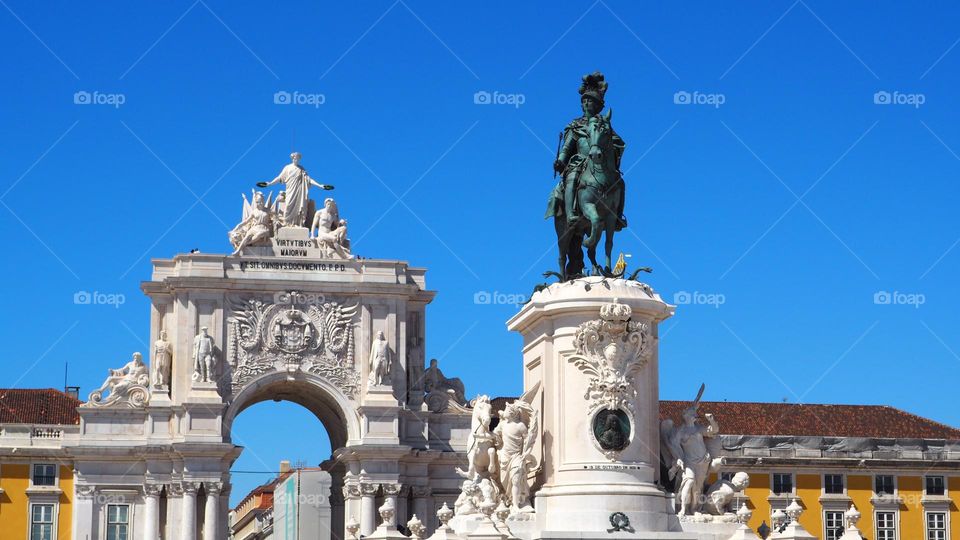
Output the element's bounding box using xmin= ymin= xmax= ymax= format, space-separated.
xmin=222 ymin=371 xmax=360 ymax=540
xmin=223 ymin=370 xmax=360 ymax=450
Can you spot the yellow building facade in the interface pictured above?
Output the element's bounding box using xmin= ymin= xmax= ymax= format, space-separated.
xmin=0 ymin=463 xmax=74 ymax=539
xmin=672 ymin=400 xmax=960 ymax=540
xmin=0 ymin=389 xmax=81 ymax=540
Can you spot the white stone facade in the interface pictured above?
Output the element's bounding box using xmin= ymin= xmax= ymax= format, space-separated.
xmin=66 ymin=251 xmax=474 ymax=540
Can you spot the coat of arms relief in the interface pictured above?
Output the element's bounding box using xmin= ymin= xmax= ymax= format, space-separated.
xmin=227 ymin=291 xmax=361 ymax=397
xmin=569 ymin=300 xmax=655 ymax=412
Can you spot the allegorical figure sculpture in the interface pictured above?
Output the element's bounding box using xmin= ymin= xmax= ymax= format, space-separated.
xmin=258 ymin=151 xmax=333 ymax=228
xmin=424 ymin=358 xmax=468 ymax=412
xmin=229 ymin=190 xmax=275 ymax=254
xmin=311 ymin=197 xmax=340 ymax=237
xmin=367 ymin=331 xmax=392 ymax=387
xmin=546 ymin=72 xmax=627 ymax=279
xmin=660 ymin=384 xmax=725 ymax=518
xmin=192 ymin=326 xmax=217 ymax=383
xmin=702 ymin=471 xmax=750 ymax=515
xmin=87 ymin=352 xmax=150 ymax=407
xmin=153 ymin=330 xmax=172 ymax=389
xmin=494 ymin=400 xmax=539 ymax=513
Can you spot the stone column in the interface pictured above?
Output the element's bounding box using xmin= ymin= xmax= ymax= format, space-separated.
xmin=165 ymin=483 xmax=183 ymax=540
xmin=143 ymin=484 xmax=162 ymax=540
xmin=411 ymin=486 xmax=432 ymax=530
xmin=382 ymin=483 xmax=401 ymax=526
xmin=203 ymin=482 xmax=221 ymax=540
xmin=73 ymin=485 xmax=96 ymax=540
xmin=342 ymin=483 xmax=361 ymax=540
xmin=218 ymin=483 xmax=231 ymax=540
xmin=181 ymin=482 xmax=199 ymax=540
xmin=396 ymin=485 xmax=411 ymax=526
xmin=359 ymin=482 xmax=380 ymax=536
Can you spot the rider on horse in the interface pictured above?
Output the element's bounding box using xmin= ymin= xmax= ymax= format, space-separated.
xmin=546 ymin=72 xmax=627 ymax=231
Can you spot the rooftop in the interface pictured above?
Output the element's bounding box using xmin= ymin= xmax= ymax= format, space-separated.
xmin=661 ymin=400 xmax=960 ymax=440
xmin=489 ymin=397 xmax=960 ymax=440
xmin=0 ymin=389 xmax=81 ymax=425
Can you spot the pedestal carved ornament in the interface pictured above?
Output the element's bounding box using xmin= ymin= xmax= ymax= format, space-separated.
xmin=569 ymin=301 xmax=654 ymax=412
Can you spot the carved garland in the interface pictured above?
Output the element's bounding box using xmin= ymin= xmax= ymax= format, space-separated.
xmin=568 ymin=301 xmax=655 ymax=412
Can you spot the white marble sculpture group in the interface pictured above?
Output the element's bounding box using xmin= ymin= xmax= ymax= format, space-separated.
xmin=86 ymin=352 xmax=150 ymax=407
xmin=454 ymin=394 xmax=539 ymax=522
xmin=661 ymin=384 xmax=750 ymax=520
xmin=228 ymin=152 xmax=353 ymax=258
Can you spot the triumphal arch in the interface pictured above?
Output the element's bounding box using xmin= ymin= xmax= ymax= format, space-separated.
xmin=73 ymin=152 xmax=477 ymax=540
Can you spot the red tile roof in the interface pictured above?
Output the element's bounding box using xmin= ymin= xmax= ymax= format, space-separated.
xmin=0 ymin=389 xmax=81 ymax=425
xmin=492 ymin=397 xmax=960 ymax=440
xmin=660 ymin=400 xmax=960 ymax=440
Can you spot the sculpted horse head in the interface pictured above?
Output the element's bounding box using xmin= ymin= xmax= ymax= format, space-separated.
xmin=587 ymin=109 xmax=613 ymax=166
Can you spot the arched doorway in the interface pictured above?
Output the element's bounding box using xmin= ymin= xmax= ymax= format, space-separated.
xmin=223 ymin=371 xmax=362 ymax=540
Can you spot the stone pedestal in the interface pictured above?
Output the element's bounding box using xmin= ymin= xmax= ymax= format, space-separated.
xmin=507 ymin=278 xmax=693 ymax=539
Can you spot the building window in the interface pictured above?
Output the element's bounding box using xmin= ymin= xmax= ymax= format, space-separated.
xmin=107 ymin=504 xmax=130 ymax=540
xmin=927 ymin=512 xmax=947 ymax=540
xmin=772 ymin=473 xmax=793 ymax=495
xmin=876 ymin=511 xmax=897 ymax=540
xmin=926 ymin=476 xmax=946 ymax=496
xmin=30 ymin=504 xmax=54 ymax=540
xmin=31 ymin=464 xmax=56 ymax=487
xmin=824 ymin=474 xmax=844 ymax=494
xmin=824 ymin=511 xmax=845 ymax=540
xmin=875 ymin=475 xmax=895 ymax=496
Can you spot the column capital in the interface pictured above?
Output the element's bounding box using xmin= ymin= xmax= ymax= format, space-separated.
xmin=143 ymin=484 xmax=163 ymax=497
xmin=181 ymin=481 xmax=201 ymax=496
xmin=204 ymin=481 xmax=223 ymax=496
xmin=343 ymin=484 xmax=362 ymax=499
xmin=360 ymin=482 xmax=380 ymax=496
xmin=382 ymin=483 xmax=402 ymax=496
xmin=166 ymin=483 xmax=183 ymax=497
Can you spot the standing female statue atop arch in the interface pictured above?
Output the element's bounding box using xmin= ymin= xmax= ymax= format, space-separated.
xmin=258 ymin=152 xmax=334 ymax=228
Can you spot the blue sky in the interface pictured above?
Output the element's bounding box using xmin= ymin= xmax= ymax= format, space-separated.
xmin=3 ymin=1 xmax=960 ymax=504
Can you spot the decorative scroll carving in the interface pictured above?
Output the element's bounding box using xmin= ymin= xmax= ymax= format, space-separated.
xmin=229 ymin=291 xmax=360 ymax=397
xmin=568 ymin=300 xmax=654 ymax=411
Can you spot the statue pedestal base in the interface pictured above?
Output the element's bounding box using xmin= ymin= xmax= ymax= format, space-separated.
xmin=507 ymin=277 xmax=690 ymax=538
